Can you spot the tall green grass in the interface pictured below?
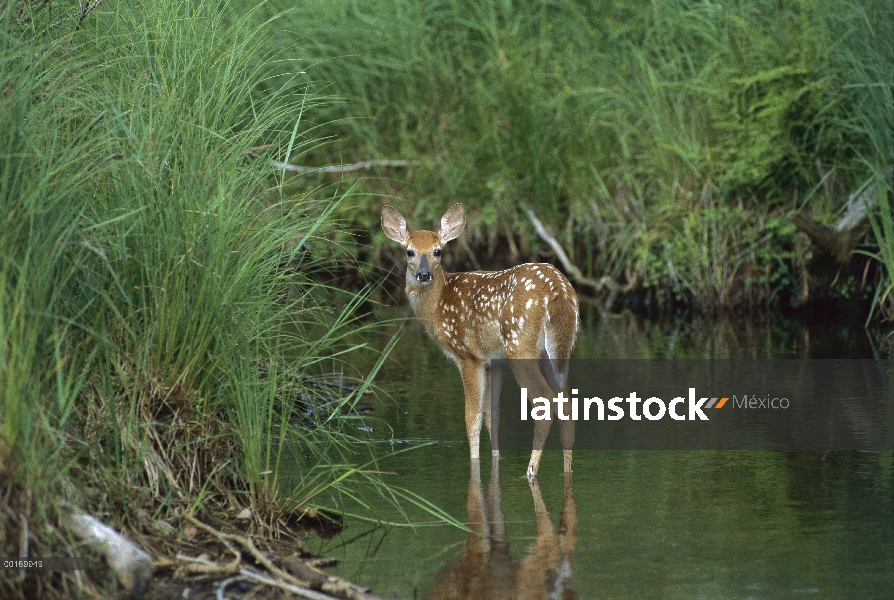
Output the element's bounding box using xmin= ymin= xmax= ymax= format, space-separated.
xmin=0 ymin=24 xmax=95 ymax=476
xmin=844 ymin=1 xmax=894 ymax=322
xmin=265 ymin=0 xmax=892 ymax=309
xmin=0 ymin=2 xmax=443 ymax=596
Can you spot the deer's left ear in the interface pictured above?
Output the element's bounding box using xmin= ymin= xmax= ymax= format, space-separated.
xmin=438 ymin=204 xmax=465 ymax=242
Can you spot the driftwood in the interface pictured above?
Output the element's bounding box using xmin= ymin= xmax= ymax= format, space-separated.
xmin=170 ymin=515 xmax=385 ymax=600
xmin=790 ymin=179 xmax=878 ymax=265
xmin=67 ymin=512 xmax=155 ymax=598
xmin=789 ymin=173 xmax=890 ymax=306
xmin=162 ymin=553 xmax=335 ymax=600
xmin=64 ymin=510 xmax=382 ymax=600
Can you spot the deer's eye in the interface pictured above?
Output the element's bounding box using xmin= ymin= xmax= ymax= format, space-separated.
xmin=406 ymin=249 xmax=415 ymax=258
xmin=433 ymin=248 xmax=442 ymax=257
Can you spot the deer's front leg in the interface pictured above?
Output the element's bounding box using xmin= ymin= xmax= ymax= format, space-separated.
xmin=459 ymin=359 xmax=486 ymax=461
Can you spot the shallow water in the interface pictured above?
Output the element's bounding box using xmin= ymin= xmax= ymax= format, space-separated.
xmin=304 ymin=311 xmax=894 ymax=599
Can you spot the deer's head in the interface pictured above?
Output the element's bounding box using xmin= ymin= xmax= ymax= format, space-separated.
xmin=382 ymin=204 xmax=465 ymax=287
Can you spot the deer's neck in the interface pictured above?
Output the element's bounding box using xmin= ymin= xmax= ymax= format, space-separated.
xmin=406 ymin=269 xmax=447 ymax=335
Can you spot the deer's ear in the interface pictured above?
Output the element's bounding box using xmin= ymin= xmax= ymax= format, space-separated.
xmin=382 ymin=205 xmax=409 ymax=244
xmin=438 ymin=204 xmax=465 ymax=242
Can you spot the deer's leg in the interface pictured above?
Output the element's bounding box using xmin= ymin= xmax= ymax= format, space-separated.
xmin=504 ymin=357 xmax=553 ymax=483
xmin=550 ymin=355 xmax=574 ymax=475
xmin=483 ymin=361 xmax=504 ymax=458
xmin=505 ymin=312 xmax=567 ymax=482
xmin=483 ymin=363 xmax=492 ymax=453
xmin=537 ymin=352 xmax=574 ymax=473
xmin=545 ymin=307 xmax=577 ymax=476
xmin=527 ymin=423 xmax=550 ymax=484
xmin=459 ymin=359 xmax=487 ymax=461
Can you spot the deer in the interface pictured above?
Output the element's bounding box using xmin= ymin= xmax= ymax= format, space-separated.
xmin=381 ymin=203 xmax=579 ymax=482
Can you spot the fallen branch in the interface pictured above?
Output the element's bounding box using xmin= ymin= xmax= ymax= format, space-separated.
xmin=185 ymin=515 xmax=297 ymax=585
xmin=524 ymin=208 xmax=629 ymax=306
xmin=281 ymin=556 xmax=381 ymax=600
xmin=220 ymin=569 xmax=335 ymax=600
xmin=271 ymin=159 xmax=420 ymax=174
xmin=170 ymin=554 xmax=333 ymax=600
xmin=183 ymin=515 xmax=385 ymax=600
xmin=790 ymin=169 xmax=891 ymax=264
xmin=75 ymin=0 xmax=103 ymax=33
xmin=790 ymin=183 xmax=875 ymax=264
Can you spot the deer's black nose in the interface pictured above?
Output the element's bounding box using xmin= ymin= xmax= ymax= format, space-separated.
xmin=416 ymin=255 xmax=432 ymax=282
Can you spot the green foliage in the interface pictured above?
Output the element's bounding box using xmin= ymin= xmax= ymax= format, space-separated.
xmin=261 ymin=0 xmax=891 ymax=308
xmin=845 ymin=0 xmax=894 ymax=321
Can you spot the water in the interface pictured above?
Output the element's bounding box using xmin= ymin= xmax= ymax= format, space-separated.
xmin=304 ymin=310 xmax=894 ymax=599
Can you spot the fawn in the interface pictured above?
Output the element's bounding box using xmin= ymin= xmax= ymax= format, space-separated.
xmin=381 ymin=203 xmax=579 ymax=481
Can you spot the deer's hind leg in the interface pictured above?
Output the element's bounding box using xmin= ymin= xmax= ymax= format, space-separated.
xmin=502 ymin=312 xmax=557 ymax=482
xmin=544 ymin=301 xmax=578 ymax=475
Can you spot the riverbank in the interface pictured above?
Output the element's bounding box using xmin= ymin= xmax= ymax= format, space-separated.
xmin=0 ymin=4 xmax=431 ymax=598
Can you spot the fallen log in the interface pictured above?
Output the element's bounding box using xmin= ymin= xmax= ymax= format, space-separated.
xmin=524 ymin=208 xmax=630 ymax=310
xmin=789 ymin=179 xmax=877 ymax=265
xmin=789 ymin=173 xmax=889 ymax=307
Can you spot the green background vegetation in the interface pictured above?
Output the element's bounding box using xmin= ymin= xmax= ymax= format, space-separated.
xmin=0 ymin=0 xmax=892 ymax=596
xmin=267 ymin=0 xmax=893 ymax=308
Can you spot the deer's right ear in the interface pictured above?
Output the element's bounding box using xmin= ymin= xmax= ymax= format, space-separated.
xmin=381 ymin=205 xmax=409 ymax=244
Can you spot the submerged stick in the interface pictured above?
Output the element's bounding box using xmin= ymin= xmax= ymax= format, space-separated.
xmin=67 ymin=512 xmax=154 ymax=598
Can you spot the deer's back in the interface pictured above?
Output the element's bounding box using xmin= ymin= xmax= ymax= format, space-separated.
xmin=432 ymin=264 xmax=578 ymax=362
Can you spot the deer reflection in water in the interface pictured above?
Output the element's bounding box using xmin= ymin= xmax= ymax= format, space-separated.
xmin=426 ymin=462 xmax=578 ymax=600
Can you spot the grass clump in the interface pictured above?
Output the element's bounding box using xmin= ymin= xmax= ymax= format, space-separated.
xmin=0 ymin=2 xmax=424 ymax=597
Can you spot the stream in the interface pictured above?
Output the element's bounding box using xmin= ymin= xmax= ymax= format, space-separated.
xmin=303 ymin=310 xmax=894 ymax=599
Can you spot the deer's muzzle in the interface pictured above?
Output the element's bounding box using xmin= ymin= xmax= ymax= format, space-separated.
xmin=415 ymin=255 xmax=433 ymax=283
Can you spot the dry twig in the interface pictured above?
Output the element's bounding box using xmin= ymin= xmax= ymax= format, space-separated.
xmin=182 ymin=515 xmax=385 ymax=600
